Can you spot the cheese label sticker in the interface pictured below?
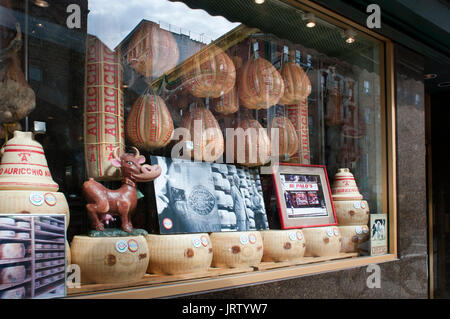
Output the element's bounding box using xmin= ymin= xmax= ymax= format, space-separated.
xmin=296 ymin=231 xmax=303 ymax=240
xmin=355 ymin=226 xmax=362 ymax=235
xmin=353 ymin=201 xmax=361 ymax=209
xmin=289 ymin=232 xmax=297 ymax=241
xmin=115 ymin=240 xmax=128 ymax=253
xmin=333 ymin=228 xmax=339 ymax=237
xmin=326 ymin=228 xmax=334 ymax=237
xmin=192 ymin=236 xmax=202 ymax=248
xmin=44 ymin=193 xmax=57 ymax=206
xmin=30 ymin=192 xmax=44 ymax=206
xmin=361 ymin=201 xmax=366 ymax=209
xmin=240 ymin=234 xmax=249 ymax=245
xmin=200 ymin=235 xmax=209 ymax=247
xmin=362 ymin=227 xmax=368 ymax=234
xmin=248 ymin=233 xmax=257 ymax=244
xmin=127 ymin=239 xmax=139 ymax=252
xmin=162 ymin=218 xmax=173 ymax=230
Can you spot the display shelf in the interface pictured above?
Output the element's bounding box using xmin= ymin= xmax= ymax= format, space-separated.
xmin=0 ymin=277 xmax=32 ymax=291
xmin=35 ymin=230 xmax=64 ymax=238
xmin=35 ymin=261 xmax=65 ymax=270
xmin=35 ymin=239 xmax=65 ymax=244
xmin=0 ymin=225 xmax=31 ymax=232
xmin=34 ymin=221 xmax=65 ymax=233
xmin=37 ymin=216 xmax=64 ymax=225
xmin=67 ymin=267 xmax=254 ymax=295
xmin=35 ymin=270 xmax=65 ymax=280
xmin=35 ymin=248 xmax=64 ymax=252
xmin=0 ymin=237 xmax=31 ymax=243
xmin=254 ymin=253 xmax=359 ymax=271
xmin=0 ymin=257 xmax=32 ymax=265
xmin=36 ymin=256 xmax=65 ymax=261
xmin=34 ymin=281 xmax=65 ymax=299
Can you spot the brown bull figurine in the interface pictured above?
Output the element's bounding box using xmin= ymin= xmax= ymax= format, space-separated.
xmin=82 ymin=147 xmax=161 ymax=233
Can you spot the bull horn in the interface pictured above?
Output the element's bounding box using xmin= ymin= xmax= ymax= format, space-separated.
xmin=131 ymin=147 xmax=140 ymax=158
xmin=112 ymin=146 xmax=120 ymax=160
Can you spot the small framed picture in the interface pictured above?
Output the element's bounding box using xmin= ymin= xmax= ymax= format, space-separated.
xmin=273 ymin=163 xmax=337 ymax=229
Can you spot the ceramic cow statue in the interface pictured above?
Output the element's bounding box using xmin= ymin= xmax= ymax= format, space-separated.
xmin=82 ymin=147 xmax=161 ymax=233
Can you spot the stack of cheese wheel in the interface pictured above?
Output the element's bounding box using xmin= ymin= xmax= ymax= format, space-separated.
xmin=70 ymin=235 xmax=149 ymax=284
xmin=331 ymin=168 xmax=371 ymax=253
xmin=145 ymin=234 xmax=213 ymax=275
xmin=84 ymin=35 xmax=125 ymax=181
xmin=210 ymin=232 xmax=263 ymax=268
xmin=238 ymin=54 xmax=284 ymax=110
xmin=260 ymin=230 xmax=306 ymax=262
xmin=302 ymin=226 xmax=342 ymax=257
xmin=268 ymin=116 xmax=299 ymax=160
xmin=183 ymin=44 xmax=236 ymax=98
xmin=0 ymin=131 xmax=70 ymax=227
xmin=233 ymin=117 xmax=271 ymax=167
xmin=211 ymin=86 xmax=239 ymax=115
xmin=125 ymin=92 xmax=174 ymax=151
xmin=120 ymin=21 xmax=180 ymax=79
xmin=179 ymin=104 xmax=224 ymax=162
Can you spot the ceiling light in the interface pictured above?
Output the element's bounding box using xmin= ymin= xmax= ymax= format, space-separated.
xmin=437 ymin=82 xmax=450 ymax=88
xmin=424 ymin=74 xmax=437 ymax=80
xmin=255 ymin=0 xmax=265 ymax=4
xmin=36 ymin=23 xmax=43 ymax=28
xmin=342 ymin=29 xmax=356 ymax=44
xmin=32 ymin=0 xmax=49 ymax=8
xmin=304 ymin=13 xmax=316 ymax=28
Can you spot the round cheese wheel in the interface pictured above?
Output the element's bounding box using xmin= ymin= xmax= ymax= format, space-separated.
xmin=15 ymin=233 xmax=30 ymax=239
xmin=16 ymin=221 xmax=30 ymax=229
xmin=0 ymin=265 xmax=26 ymax=284
xmin=0 ymin=243 xmax=25 ymax=259
xmin=0 ymin=230 xmax=15 ymax=238
xmin=0 ymin=217 xmax=15 ymax=226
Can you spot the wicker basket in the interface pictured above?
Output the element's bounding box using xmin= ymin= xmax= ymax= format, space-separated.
xmin=70 ymin=235 xmax=149 ymax=284
xmin=260 ymin=230 xmax=306 ymax=262
xmin=338 ymin=225 xmax=370 ymax=253
xmin=334 ymin=200 xmax=370 ymax=225
xmin=84 ymin=35 xmax=124 ymax=181
xmin=302 ymin=227 xmax=342 ymax=257
xmin=210 ymin=232 xmax=263 ymax=268
xmin=145 ymin=233 xmax=213 ymax=275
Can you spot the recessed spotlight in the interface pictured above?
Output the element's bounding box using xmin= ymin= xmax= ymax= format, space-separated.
xmin=438 ymin=82 xmax=450 ymax=88
xmin=255 ymin=0 xmax=265 ymax=4
xmin=71 ymin=105 xmax=79 ymax=109
xmin=33 ymin=0 xmax=49 ymax=8
xmin=304 ymin=13 xmax=316 ymax=28
xmin=36 ymin=23 xmax=43 ymax=28
xmin=424 ymin=74 xmax=437 ymax=80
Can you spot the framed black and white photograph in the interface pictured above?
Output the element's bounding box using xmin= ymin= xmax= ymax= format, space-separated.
xmin=151 ymin=156 xmax=269 ymax=234
xmin=273 ymin=164 xmax=337 ymax=229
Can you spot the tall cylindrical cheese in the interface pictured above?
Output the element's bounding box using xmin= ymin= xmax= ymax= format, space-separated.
xmin=70 ymin=236 xmax=149 ymax=284
xmin=210 ymin=232 xmax=263 ymax=268
xmin=145 ymin=234 xmax=213 ymax=275
xmin=84 ymin=35 xmax=124 ymax=181
xmin=334 ymin=200 xmax=370 ymax=226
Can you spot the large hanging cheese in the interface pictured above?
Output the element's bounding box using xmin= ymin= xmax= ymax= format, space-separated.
xmin=179 ymin=105 xmax=224 ymax=162
xmin=121 ymin=21 xmax=180 ymax=79
xmin=84 ymin=35 xmax=124 ymax=181
xmin=234 ymin=118 xmax=271 ymax=167
xmin=302 ymin=227 xmax=341 ymax=257
xmin=0 ymin=265 xmax=25 ymax=284
xmin=238 ymin=57 xmax=284 ymax=109
xmin=0 ymin=243 xmax=25 ymax=259
xmin=70 ymin=235 xmax=149 ymax=284
xmin=260 ymin=230 xmax=306 ymax=262
xmin=210 ymin=232 xmax=263 ymax=268
xmin=268 ymin=116 xmax=299 ymax=159
xmin=211 ymin=86 xmax=239 ymax=115
xmin=145 ymin=234 xmax=213 ymax=275
xmin=279 ymin=62 xmax=311 ymax=105
xmin=126 ymin=93 xmax=174 ymax=151
xmin=183 ymin=44 xmax=236 ymax=98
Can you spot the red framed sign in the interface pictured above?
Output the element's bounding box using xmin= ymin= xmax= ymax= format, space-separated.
xmin=273 ymin=163 xmax=337 ymax=229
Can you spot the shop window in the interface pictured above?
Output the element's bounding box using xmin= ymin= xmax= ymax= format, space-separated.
xmin=0 ymin=0 xmax=396 ymax=298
